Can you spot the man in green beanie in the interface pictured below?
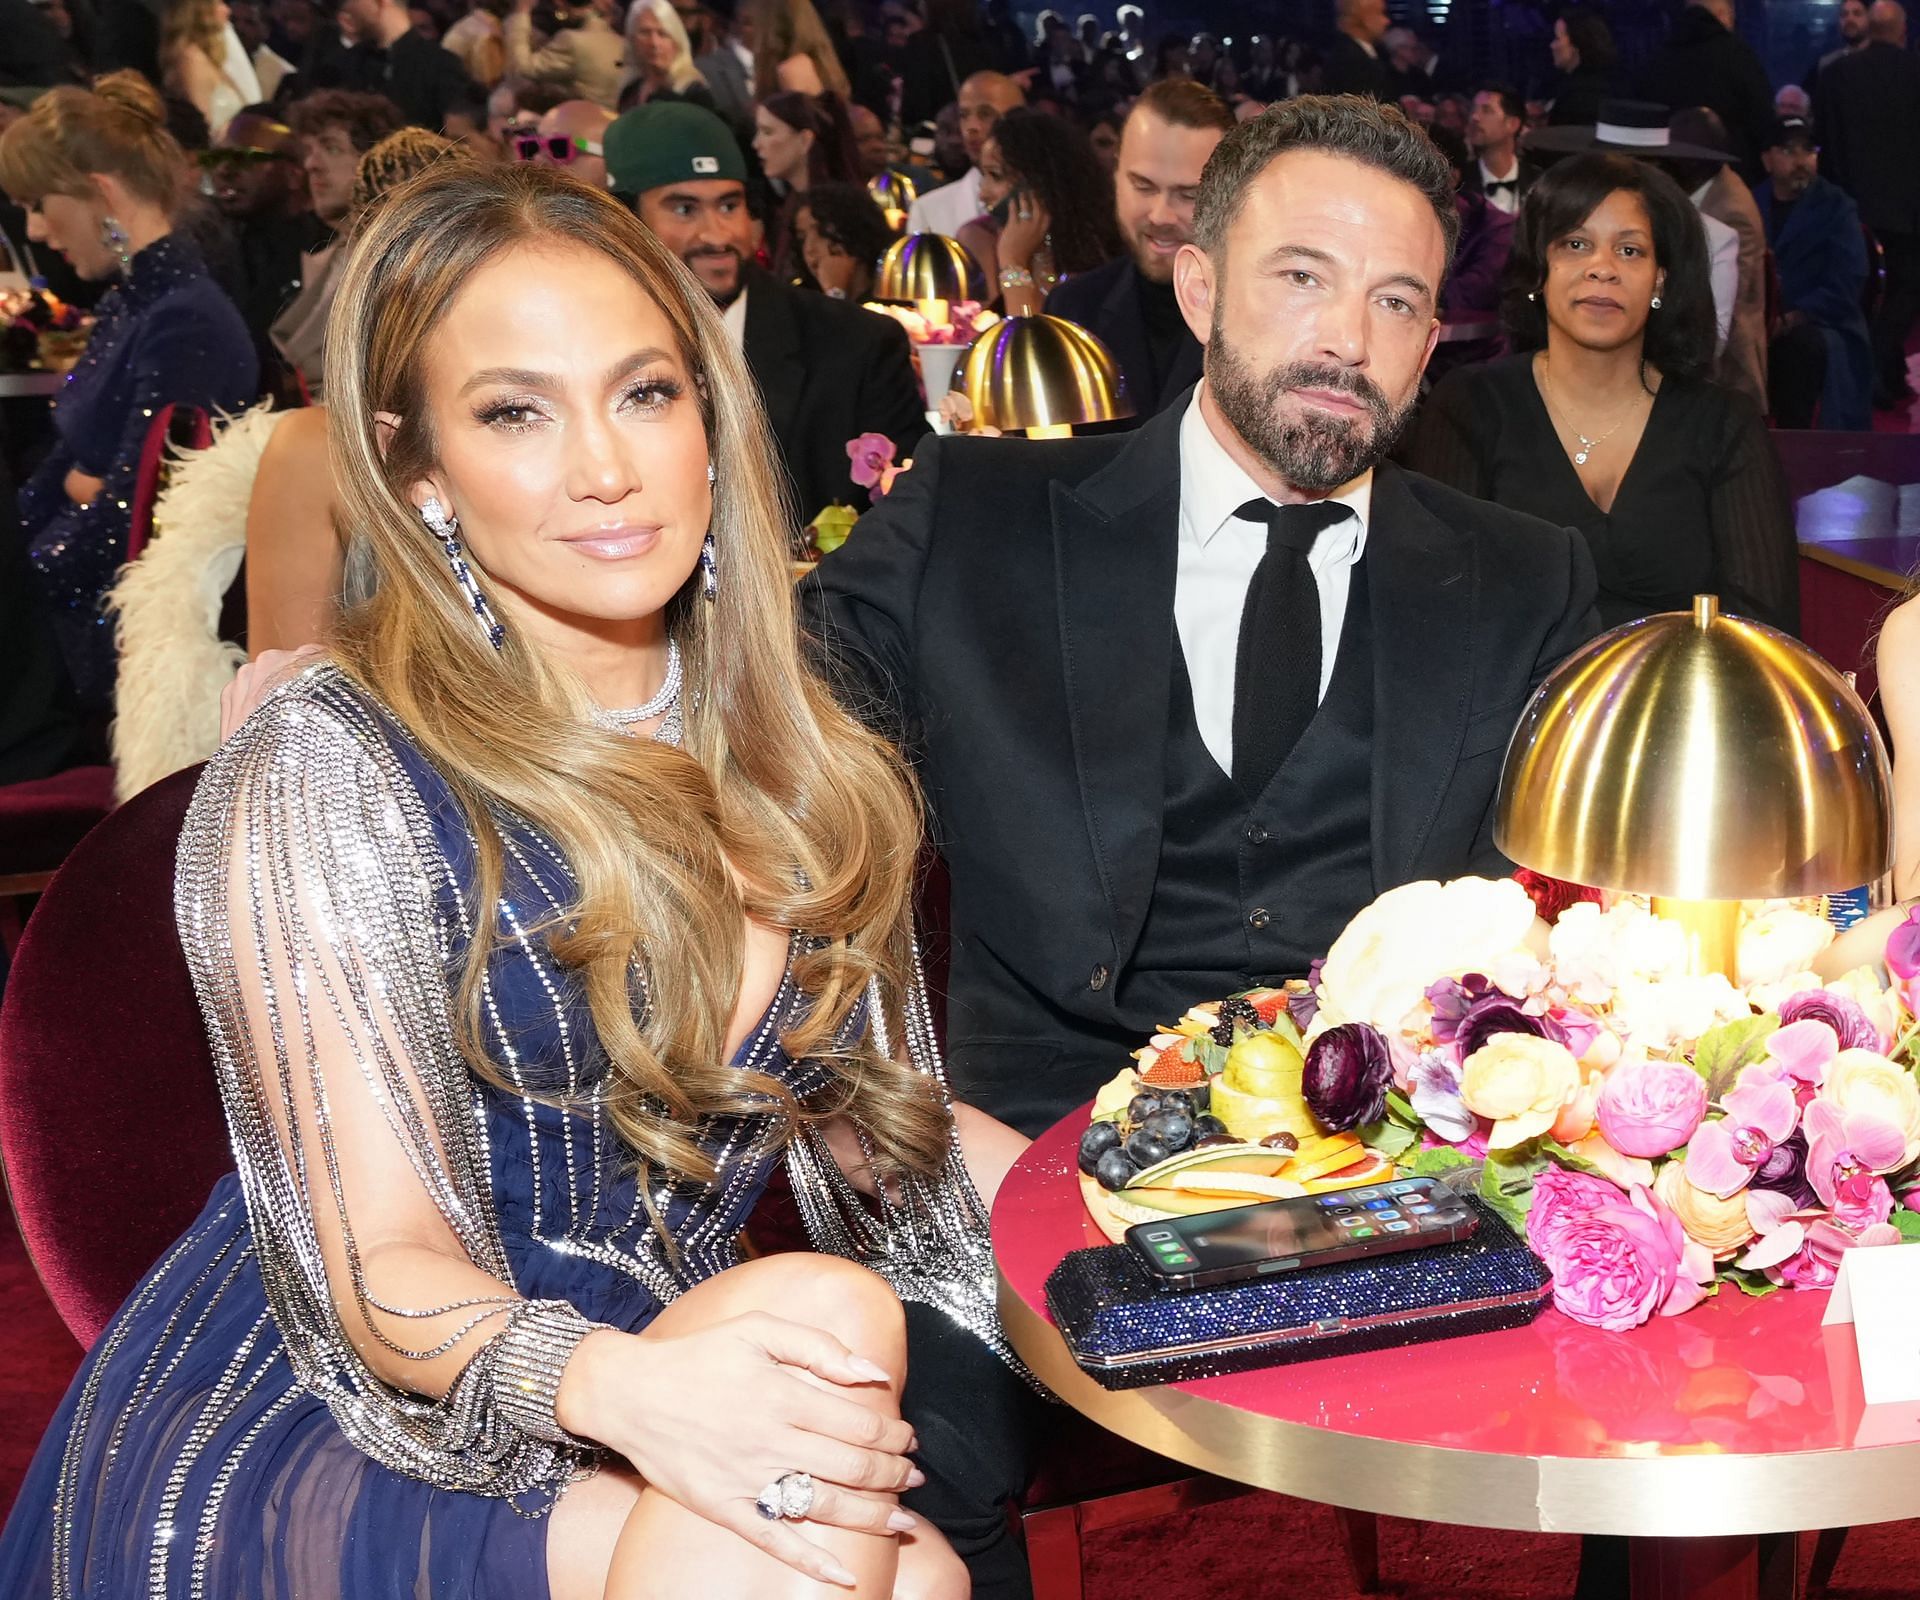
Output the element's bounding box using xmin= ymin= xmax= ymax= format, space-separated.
xmin=605 ymin=101 xmax=927 ymax=520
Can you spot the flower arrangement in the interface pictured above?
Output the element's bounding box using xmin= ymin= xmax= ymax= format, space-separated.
xmin=801 ymin=435 xmax=912 ymax=557
xmin=863 ymin=298 xmax=998 ymax=347
xmin=0 ymin=285 xmax=87 ymax=372
xmin=1289 ymin=878 xmax=1920 ymax=1328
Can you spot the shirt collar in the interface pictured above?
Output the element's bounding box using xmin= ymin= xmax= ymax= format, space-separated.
xmin=1479 ymin=154 xmax=1519 ymax=184
xmin=720 ymin=286 xmax=748 ymax=350
xmin=1179 ymin=385 xmax=1371 ymax=563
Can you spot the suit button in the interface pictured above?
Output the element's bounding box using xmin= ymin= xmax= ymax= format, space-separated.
xmin=1247 ymin=907 xmax=1271 ymax=931
xmin=1089 ymin=964 xmax=1110 ymax=991
xmin=1245 ymin=822 xmax=1269 ymax=845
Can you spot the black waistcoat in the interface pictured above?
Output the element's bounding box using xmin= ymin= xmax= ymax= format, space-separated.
xmin=1119 ymin=557 xmax=1376 ymax=1024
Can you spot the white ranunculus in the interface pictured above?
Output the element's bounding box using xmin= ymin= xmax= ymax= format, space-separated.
xmin=1548 ymin=900 xmax=1690 ymax=1003
xmin=1314 ymin=876 xmax=1540 ymax=1037
xmin=1737 ymin=906 xmax=1836 ymax=990
xmin=1611 ymin=973 xmax=1751 ymax=1054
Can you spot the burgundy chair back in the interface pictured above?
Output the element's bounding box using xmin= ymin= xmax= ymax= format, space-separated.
xmin=0 ymin=764 xmax=230 ymax=1346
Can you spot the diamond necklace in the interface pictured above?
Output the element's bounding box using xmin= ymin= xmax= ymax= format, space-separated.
xmin=590 ymin=640 xmax=684 ymax=746
xmin=1540 ymin=359 xmax=1645 ymax=467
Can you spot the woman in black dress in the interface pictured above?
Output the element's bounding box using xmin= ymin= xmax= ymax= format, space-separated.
xmin=1407 ymin=152 xmax=1799 ymax=634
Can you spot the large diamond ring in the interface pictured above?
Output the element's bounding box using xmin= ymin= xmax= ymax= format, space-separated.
xmin=754 ymin=1471 xmax=816 ymax=1521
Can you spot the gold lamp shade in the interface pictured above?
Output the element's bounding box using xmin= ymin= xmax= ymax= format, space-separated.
xmin=873 ymin=232 xmax=983 ymax=304
xmin=1496 ymin=595 xmax=1891 ymax=907
xmin=955 ymin=314 xmax=1135 ymax=436
xmin=866 ymin=170 xmax=918 ymax=231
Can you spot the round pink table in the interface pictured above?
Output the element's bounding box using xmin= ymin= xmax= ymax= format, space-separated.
xmin=993 ymin=1107 xmax=1920 ymax=1599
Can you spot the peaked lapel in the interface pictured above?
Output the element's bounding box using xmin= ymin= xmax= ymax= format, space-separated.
xmin=740 ymin=272 xmax=804 ymax=456
xmin=1051 ymin=401 xmax=1184 ymax=972
xmin=1367 ymin=462 xmax=1477 ymax=887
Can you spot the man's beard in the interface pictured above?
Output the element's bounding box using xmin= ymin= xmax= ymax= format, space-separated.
xmin=685 ymin=246 xmax=744 ymax=306
xmin=1128 ymin=223 xmax=1186 ymax=283
xmin=1207 ymin=320 xmax=1417 ymax=493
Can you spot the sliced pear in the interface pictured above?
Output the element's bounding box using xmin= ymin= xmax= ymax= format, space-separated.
xmin=1162 ymin=1171 xmax=1307 ymax=1200
xmin=1127 ymin=1142 xmax=1285 ymax=1188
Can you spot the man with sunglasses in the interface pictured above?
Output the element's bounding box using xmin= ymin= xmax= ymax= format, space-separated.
xmin=512 ymin=97 xmax=613 ymax=190
xmin=203 ymin=111 xmax=330 ymax=396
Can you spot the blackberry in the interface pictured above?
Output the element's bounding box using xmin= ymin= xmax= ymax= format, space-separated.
xmin=1209 ymin=996 xmax=1262 ymax=1046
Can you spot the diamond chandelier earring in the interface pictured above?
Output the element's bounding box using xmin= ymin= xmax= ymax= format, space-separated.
xmin=99 ymin=215 xmax=132 ymax=274
xmin=420 ymin=497 xmax=506 ymax=650
xmin=700 ymin=461 xmax=717 ymax=602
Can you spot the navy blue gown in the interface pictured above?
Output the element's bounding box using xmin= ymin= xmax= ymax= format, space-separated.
xmin=20 ymin=232 xmax=258 ymax=710
xmin=0 ymin=670 xmax=849 ymax=1598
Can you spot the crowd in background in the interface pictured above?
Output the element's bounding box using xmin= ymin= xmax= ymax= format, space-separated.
xmin=0 ymin=0 xmax=1917 ymax=789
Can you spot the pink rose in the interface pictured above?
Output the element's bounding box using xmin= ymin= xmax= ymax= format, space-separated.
xmin=1526 ymin=1163 xmax=1626 ymax=1252
xmin=1595 ymin=1058 xmax=1708 ymax=1158
xmin=1529 ymin=1183 xmax=1701 ymax=1330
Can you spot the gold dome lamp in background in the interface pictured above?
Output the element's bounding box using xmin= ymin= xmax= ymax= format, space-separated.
xmin=866 ymin=170 xmax=918 ymax=233
xmin=953 ymin=313 xmax=1135 ymax=439
xmin=1495 ymin=595 xmax=1892 ymax=977
xmin=873 ymin=232 xmax=983 ymax=323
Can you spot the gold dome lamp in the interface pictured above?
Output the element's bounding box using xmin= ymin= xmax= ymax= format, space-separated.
xmin=866 ymin=170 xmax=919 ymax=233
xmin=1495 ymin=596 xmax=1892 ymax=977
xmin=953 ymin=313 xmax=1135 ymax=439
xmin=873 ymin=232 xmax=984 ymax=323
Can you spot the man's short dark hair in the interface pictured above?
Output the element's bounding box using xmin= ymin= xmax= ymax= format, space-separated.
xmin=287 ymin=90 xmax=405 ymax=153
xmin=1474 ymin=82 xmax=1525 ymax=124
xmin=1192 ymin=94 xmax=1459 ymax=271
xmin=1133 ymin=76 xmax=1234 ymax=135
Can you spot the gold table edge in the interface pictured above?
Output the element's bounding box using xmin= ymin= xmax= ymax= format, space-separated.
xmin=998 ymin=1268 xmax=1920 ymax=1537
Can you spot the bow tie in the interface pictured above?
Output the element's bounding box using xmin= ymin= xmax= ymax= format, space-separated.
xmin=1485 ymin=178 xmax=1518 ymax=195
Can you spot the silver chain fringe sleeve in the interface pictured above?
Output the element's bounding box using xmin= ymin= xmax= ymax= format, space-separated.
xmin=174 ymin=676 xmax=599 ymax=1505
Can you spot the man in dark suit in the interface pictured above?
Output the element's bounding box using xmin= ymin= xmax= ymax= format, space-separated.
xmin=1043 ymin=78 xmax=1230 ymax=423
xmin=606 ymin=103 xmax=928 ymax=519
xmin=1814 ymin=0 xmax=1920 ymax=407
xmin=1637 ymin=0 xmax=1774 ymax=178
xmin=804 ymin=94 xmax=1596 ymax=1600
xmin=1321 ymin=0 xmax=1392 ymax=99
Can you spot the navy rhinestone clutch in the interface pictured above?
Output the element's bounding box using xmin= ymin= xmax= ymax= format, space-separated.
xmin=1044 ymin=1197 xmax=1552 ymax=1390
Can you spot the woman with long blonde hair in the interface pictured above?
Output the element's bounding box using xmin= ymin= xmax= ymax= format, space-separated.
xmin=621 ymin=0 xmax=713 ymax=106
xmin=161 ymin=0 xmax=262 ymax=138
xmin=0 ymin=160 xmax=1022 ymax=1600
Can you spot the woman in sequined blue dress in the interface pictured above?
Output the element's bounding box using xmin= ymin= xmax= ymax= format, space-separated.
xmin=0 ymin=71 xmax=258 ymax=712
xmin=0 ymin=162 xmax=1027 ymax=1599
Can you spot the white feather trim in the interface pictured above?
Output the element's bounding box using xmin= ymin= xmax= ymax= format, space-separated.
xmin=107 ymin=406 xmax=291 ymax=804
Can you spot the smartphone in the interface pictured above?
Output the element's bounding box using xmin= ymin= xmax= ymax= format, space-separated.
xmin=1125 ymin=1177 xmax=1480 ymax=1291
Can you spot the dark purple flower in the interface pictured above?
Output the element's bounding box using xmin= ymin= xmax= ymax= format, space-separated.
xmin=1429 ymin=973 xmax=1567 ymax=1061
xmin=1288 ymin=987 xmax=1320 ymax=1030
xmin=1748 ymin=1129 xmax=1817 ymax=1210
xmin=1304 ymin=1023 xmax=1395 ymax=1132
xmin=1777 ymin=989 xmax=1887 ymax=1054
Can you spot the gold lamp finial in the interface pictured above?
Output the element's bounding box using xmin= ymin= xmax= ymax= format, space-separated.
xmin=1495 ymin=597 xmax=1892 ymax=974
xmin=955 ymin=314 xmax=1135 ymax=436
xmin=866 ymin=171 xmax=919 ymax=233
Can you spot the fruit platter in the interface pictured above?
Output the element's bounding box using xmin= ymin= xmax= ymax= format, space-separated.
xmin=1076 ymin=985 xmax=1396 ymax=1244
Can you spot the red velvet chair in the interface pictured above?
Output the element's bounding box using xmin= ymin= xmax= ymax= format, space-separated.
xmin=0 ymin=764 xmax=230 ymax=1346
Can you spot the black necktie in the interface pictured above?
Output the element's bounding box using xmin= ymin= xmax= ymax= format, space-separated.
xmin=1231 ymin=498 xmax=1348 ymax=796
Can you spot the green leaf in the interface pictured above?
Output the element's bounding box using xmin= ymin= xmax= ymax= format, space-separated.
xmin=1194 ymin=1037 xmax=1227 ymax=1076
xmin=1894 ymin=1208 xmax=1920 ymax=1244
xmin=1691 ymin=1014 xmax=1780 ymax=1101
xmin=1406 ymin=1146 xmax=1479 ymax=1179
xmin=1384 ymin=1089 xmax=1419 ymax=1128
xmin=1478 ymin=1142 xmax=1548 ymax=1231
xmin=1359 ymin=1118 xmax=1417 ymax=1160
xmin=1539 ymin=1137 xmax=1604 ymax=1177
xmin=1725 ymin=1266 xmax=1783 ymax=1299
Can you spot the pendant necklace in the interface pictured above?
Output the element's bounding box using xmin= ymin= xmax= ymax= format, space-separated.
xmin=590 ymin=639 xmax=684 ymax=747
xmin=1541 ymin=360 xmax=1641 ymax=467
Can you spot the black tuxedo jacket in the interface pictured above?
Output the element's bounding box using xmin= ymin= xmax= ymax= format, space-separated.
xmin=738 ymin=271 xmax=930 ymax=519
xmin=801 ymin=397 xmax=1599 ymax=1132
xmin=1045 ymin=258 xmax=1204 ymax=424
xmin=1813 ymin=42 xmax=1920 ymax=235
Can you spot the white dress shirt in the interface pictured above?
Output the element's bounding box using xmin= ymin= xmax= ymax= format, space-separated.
xmin=1173 ymin=388 xmax=1371 ymax=777
xmin=1692 ymin=191 xmax=1737 ymax=355
xmin=721 ymin=287 xmax=748 ymax=350
xmin=1477 ymin=155 xmax=1523 ymax=214
xmin=906 ymin=168 xmax=986 ymax=239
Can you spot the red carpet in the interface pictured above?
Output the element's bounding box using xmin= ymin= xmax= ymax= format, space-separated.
xmin=6 ymin=1207 xmax=1920 ymax=1596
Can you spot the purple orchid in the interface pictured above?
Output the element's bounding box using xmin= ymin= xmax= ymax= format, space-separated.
xmin=1685 ymin=1075 xmax=1801 ymax=1199
xmin=1803 ymin=1098 xmax=1904 ymax=1227
xmin=1408 ymin=1049 xmax=1477 ymax=1143
xmin=1887 ymin=908 xmax=1920 ymax=1019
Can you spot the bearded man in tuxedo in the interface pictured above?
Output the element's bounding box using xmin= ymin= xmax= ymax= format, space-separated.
xmin=801 ymin=93 xmax=1598 ymax=1600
